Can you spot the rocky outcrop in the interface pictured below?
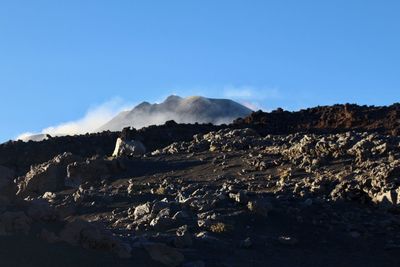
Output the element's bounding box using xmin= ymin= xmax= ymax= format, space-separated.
xmin=16 ymin=153 xmax=81 ymax=197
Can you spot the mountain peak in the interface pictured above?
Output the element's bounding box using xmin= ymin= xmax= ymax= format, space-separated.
xmin=135 ymin=101 xmax=151 ymax=110
xmin=98 ymin=95 xmax=253 ymax=132
xmin=165 ymin=95 xmax=183 ymax=102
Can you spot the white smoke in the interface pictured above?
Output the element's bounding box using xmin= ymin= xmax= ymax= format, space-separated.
xmin=222 ymin=85 xmax=280 ymax=111
xmin=16 ymin=92 xmax=263 ymax=142
xmin=16 ymin=98 xmax=134 ymax=141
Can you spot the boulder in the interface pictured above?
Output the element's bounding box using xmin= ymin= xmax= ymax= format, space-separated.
xmin=133 ymin=202 xmax=152 ymax=220
xmin=16 ymin=153 xmax=80 ymax=197
xmin=112 ymin=138 xmax=146 ymax=157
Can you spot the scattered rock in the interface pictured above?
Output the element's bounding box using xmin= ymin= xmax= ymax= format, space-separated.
xmin=133 ymin=202 xmax=152 ymax=220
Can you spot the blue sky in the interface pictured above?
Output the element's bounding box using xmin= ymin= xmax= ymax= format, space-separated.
xmin=0 ymin=0 xmax=399 ymax=142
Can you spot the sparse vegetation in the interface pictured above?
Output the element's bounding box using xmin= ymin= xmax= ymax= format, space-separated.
xmin=210 ymin=222 xmax=233 ymax=233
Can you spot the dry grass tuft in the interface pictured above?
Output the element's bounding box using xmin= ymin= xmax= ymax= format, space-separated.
xmin=210 ymin=222 xmax=233 ymax=233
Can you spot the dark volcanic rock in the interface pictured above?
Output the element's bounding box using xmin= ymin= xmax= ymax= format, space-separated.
xmin=234 ymin=103 xmax=400 ymax=136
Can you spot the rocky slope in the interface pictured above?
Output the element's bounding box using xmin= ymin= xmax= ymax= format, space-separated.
xmin=234 ymin=103 xmax=400 ymax=136
xmin=0 ymin=103 xmax=400 ymax=267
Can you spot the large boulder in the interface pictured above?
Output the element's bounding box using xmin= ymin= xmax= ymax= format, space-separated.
xmin=16 ymin=153 xmax=80 ymax=197
xmin=112 ymin=138 xmax=146 ymax=157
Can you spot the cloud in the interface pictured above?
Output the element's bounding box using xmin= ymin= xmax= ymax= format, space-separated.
xmin=241 ymin=101 xmax=262 ymax=111
xmin=16 ymin=97 xmax=134 ymax=141
xmin=223 ymin=85 xmax=280 ymax=100
xmin=167 ymin=84 xmax=281 ymax=110
xmin=222 ymin=85 xmax=280 ymax=111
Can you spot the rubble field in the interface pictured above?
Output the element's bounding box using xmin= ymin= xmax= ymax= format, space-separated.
xmin=1 ymin=127 xmax=400 ymax=267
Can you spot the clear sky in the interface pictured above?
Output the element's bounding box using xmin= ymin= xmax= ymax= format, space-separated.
xmin=0 ymin=0 xmax=399 ymax=142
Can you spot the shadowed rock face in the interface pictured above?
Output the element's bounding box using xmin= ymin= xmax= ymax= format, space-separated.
xmin=98 ymin=95 xmax=253 ymax=132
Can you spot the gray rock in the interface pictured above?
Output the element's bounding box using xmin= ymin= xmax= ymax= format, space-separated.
xmin=112 ymin=138 xmax=146 ymax=157
xmin=17 ymin=153 xmax=80 ymax=197
xmin=134 ymin=202 xmax=152 ymax=220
